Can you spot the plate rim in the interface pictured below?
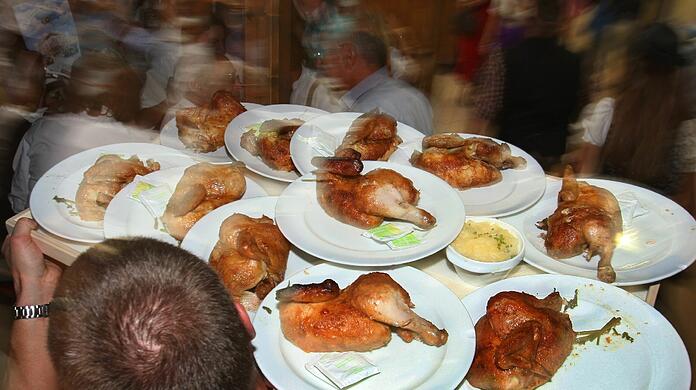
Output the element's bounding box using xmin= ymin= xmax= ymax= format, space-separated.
xmin=252 ymin=262 xmax=476 ymax=390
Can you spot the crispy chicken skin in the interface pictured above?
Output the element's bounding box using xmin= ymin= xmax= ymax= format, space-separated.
xmin=467 ymin=291 xmax=576 ymax=390
xmin=162 ymin=163 xmax=246 ymax=240
xmin=336 ymin=111 xmax=402 ymax=161
xmin=312 ymin=154 xmax=436 ymax=229
xmin=76 ymin=155 xmax=160 ymax=221
xmin=538 ymin=166 xmax=622 ymax=283
xmin=277 ymin=272 xmax=448 ymax=352
xmin=209 ymin=214 xmax=289 ymax=311
xmin=410 ymin=134 xmax=526 ymax=190
xmin=240 ymin=118 xmax=304 ymax=171
xmin=176 ymin=90 xmax=246 ymax=152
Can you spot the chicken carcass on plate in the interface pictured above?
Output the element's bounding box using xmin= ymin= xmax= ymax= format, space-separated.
xmin=467 ymin=291 xmax=576 ymax=390
xmin=410 ymin=134 xmax=526 ymax=190
xmin=162 ymin=163 xmax=246 ymax=240
xmin=240 ymin=118 xmax=304 ymax=171
xmin=76 ymin=154 xmax=160 ymax=221
xmin=175 ymin=90 xmax=246 ymax=152
xmin=210 ymin=214 xmax=289 ymax=311
xmin=336 ymin=110 xmax=402 ymax=161
xmin=311 ymin=151 xmax=436 ymax=229
xmin=537 ymin=166 xmax=622 ymax=283
xmin=276 ymin=272 xmax=448 ymax=352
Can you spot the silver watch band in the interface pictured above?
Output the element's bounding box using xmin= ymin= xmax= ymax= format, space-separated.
xmin=13 ymin=303 xmax=50 ymax=320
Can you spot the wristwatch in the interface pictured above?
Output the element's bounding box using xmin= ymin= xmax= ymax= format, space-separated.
xmin=13 ymin=304 xmax=50 ymax=320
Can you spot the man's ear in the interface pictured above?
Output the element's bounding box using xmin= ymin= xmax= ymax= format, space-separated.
xmin=234 ymin=302 xmax=255 ymax=339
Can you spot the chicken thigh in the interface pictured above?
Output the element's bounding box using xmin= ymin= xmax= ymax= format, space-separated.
xmin=76 ymin=154 xmax=160 ymax=221
xmin=209 ymin=214 xmax=289 ymax=311
xmin=467 ymin=291 xmax=576 ymax=390
xmin=162 ymin=163 xmax=246 ymax=240
xmin=410 ymin=134 xmax=526 ymax=190
xmin=537 ymin=166 xmax=622 ymax=283
xmin=276 ymin=272 xmax=448 ymax=352
xmin=240 ymin=118 xmax=304 ymax=171
xmin=312 ymin=154 xmax=436 ymax=229
xmin=176 ymin=90 xmax=246 ymax=152
xmin=336 ymin=110 xmax=402 ymax=161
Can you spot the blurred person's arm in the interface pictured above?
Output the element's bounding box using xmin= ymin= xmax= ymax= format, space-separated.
xmin=3 ymin=218 xmax=62 ymax=390
xmin=478 ymin=1 xmax=500 ymax=54
xmin=135 ymin=77 xmax=181 ymax=129
xmin=575 ymin=98 xmax=615 ymax=174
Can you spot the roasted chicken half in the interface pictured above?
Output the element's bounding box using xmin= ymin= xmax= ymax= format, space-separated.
xmin=209 ymin=214 xmax=289 ymax=311
xmin=240 ymin=118 xmax=304 ymax=171
xmin=537 ymin=166 xmax=622 ymax=283
xmin=336 ymin=110 xmax=402 ymax=161
xmin=176 ymin=90 xmax=246 ymax=152
xmin=276 ymin=272 xmax=448 ymax=352
xmin=467 ymin=291 xmax=576 ymax=390
xmin=76 ymin=155 xmax=160 ymax=221
xmin=162 ymin=163 xmax=246 ymax=240
xmin=312 ymin=153 xmax=436 ymax=229
xmin=410 ymin=134 xmax=526 ymax=190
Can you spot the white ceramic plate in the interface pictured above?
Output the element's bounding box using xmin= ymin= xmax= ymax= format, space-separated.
xmin=500 ymin=178 xmax=696 ymax=286
xmin=253 ymin=263 xmax=476 ymax=390
xmin=103 ymin=164 xmax=267 ymax=245
xmin=180 ymin=196 xmax=318 ymax=281
xmin=460 ymin=274 xmax=690 ymax=390
xmin=226 ymin=104 xmax=328 ymax=182
xmin=290 ymin=112 xmax=425 ymax=176
xmin=160 ymin=102 xmax=262 ymax=161
xmin=390 ymin=133 xmax=546 ymax=217
xmin=275 ymin=161 xmax=465 ymax=266
xmin=30 ymin=143 xmax=196 ymax=243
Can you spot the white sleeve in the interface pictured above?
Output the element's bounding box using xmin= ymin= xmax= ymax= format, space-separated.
xmin=9 ymin=135 xmax=31 ymax=213
xmin=580 ymin=97 xmax=615 ymax=146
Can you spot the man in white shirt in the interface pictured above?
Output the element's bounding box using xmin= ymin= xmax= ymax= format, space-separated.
xmin=321 ymin=31 xmax=434 ymax=134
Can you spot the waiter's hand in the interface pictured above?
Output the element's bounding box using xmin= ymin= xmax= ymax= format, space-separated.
xmin=2 ymin=218 xmax=62 ymax=305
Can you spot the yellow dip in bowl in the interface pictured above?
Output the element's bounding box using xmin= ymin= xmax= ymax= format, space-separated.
xmin=451 ymin=221 xmax=520 ymax=262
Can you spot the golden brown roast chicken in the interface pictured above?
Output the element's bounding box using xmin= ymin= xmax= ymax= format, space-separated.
xmin=312 ymin=152 xmax=436 ymax=229
xmin=410 ymin=134 xmax=526 ymax=190
xmin=162 ymin=163 xmax=246 ymax=240
xmin=336 ymin=110 xmax=402 ymax=161
xmin=176 ymin=90 xmax=246 ymax=152
xmin=537 ymin=166 xmax=622 ymax=283
xmin=467 ymin=291 xmax=576 ymax=390
xmin=240 ymin=118 xmax=304 ymax=171
xmin=209 ymin=214 xmax=289 ymax=311
xmin=276 ymin=272 xmax=448 ymax=352
xmin=76 ymin=155 xmax=160 ymax=221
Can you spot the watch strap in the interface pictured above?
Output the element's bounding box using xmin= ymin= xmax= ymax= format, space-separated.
xmin=13 ymin=303 xmax=50 ymax=320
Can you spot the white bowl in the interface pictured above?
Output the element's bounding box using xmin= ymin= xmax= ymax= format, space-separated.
xmin=446 ymin=217 xmax=525 ymax=275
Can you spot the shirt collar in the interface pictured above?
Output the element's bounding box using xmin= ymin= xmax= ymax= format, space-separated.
xmin=341 ymin=67 xmax=389 ymax=108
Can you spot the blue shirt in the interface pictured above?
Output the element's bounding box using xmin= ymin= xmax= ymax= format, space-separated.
xmin=340 ymin=68 xmax=433 ymax=134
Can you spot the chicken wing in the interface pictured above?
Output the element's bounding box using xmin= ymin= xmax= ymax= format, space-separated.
xmin=537 ymin=166 xmax=622 ymax=283
xmin=410 ymin=134 xmax=526 ymax=190
xmin=76 ymin=155 xmax=160 ymax=221
xmin=176 ymin=90 xmax=246 ymax=152
xmin=336 ymin=110 xmax=402 ymax=161
xmin=162 ymin=163 xmax=246 ymax=240
xmin=240 ymin=118 xmax=304 ymax=171
xmin=467 ymin=291 xmax=576 ymax=390
xmin=209 ymin=213 xmax=289 ymax=311
xmin=277 ymin=272 xmax=448 ymax=352
xmin=313 ymin=154 xmax=436 ymax=229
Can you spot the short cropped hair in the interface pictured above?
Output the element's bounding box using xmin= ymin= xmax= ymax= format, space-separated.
xmin=48 ymin=238 xmax=253 ymax=390
xmin=351 ymin=31 xmax=388 ymax=69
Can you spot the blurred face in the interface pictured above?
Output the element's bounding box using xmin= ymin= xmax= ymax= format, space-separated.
xmin=320 ymin=40 xmax=356 ymax=89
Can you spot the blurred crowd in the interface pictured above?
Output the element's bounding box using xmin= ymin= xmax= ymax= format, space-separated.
xmin=0 ymin=0 xmax=693 ymax=228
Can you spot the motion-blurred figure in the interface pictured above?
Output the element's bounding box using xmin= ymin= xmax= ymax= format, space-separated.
xmin=9 ymin=53 xmax=158 ymax=212
xmin=322 ymin=30 xmax=433 ymax=134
